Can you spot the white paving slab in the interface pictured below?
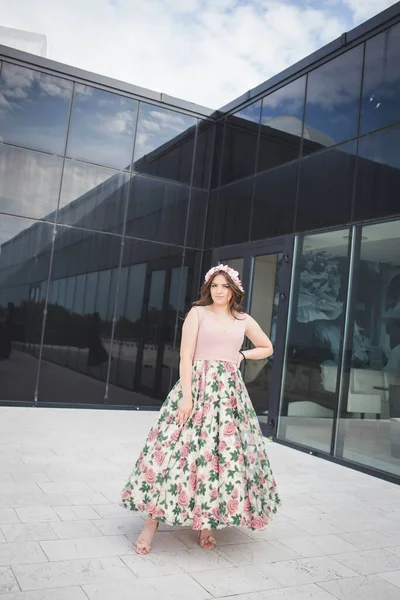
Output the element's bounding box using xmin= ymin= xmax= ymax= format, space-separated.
xmin=259 ymin=556 xmax=358 ymax=587
xmin=377 ymin=570 xmax=400 ymax=588
xmin=332 ymin=547 xmax=400 ymax=575
xmin=279 ymin=534 xmax=359 ymax=558
xmin=216 ymin=541 xmax=301 ymax=566
xmin=63 ymin=493 xmax=111 ymax=506
xmin=0 ymin=565 xmax=19 ymax=594
xmin=91 ymin=516 xmax=145 ymax=536
xmin=0 ymin=509 xmax=20 ymax=524
xmin=1 ymin=523 xmax=58 ymax=543
xmin=13 ymin=557 xmax=136 ymax=591
xmin=0 ymin=542 xmax=48 ymax=565
xmin=120 ymin=547 xmax=232 ymax=577
xmin=49 ymin=520 xmax=104 ymax=540
xmin=11 ymin=473 xmax=51 ymax=483
xmin=83 ymin=573 xmax=211 ymax=600
xmin=262 ymin=584 xmax=337 ymax=599
xmin=217 ymin=594 xmax=265 ymax=600
xmin=0 ymin=588 xmax=88 ymax=600
xmin=15 ymin=508 xmax=61 ymax=524
xmin=319 ymin=574 xmax=400 ymax=599
xmin=40 ymin=535 xmax=133 ymax=561
xmin=190 ymin=565 xmax=280 ymax=596
xmin=0 ymin=406 xmax=399 ymax=599
xmin=0 ymin=495 xmax=70 ymax=510
xmin=38 ymin=483 xmax=93 ymax=495
xmin=52 ymin=506 xmax=100 ymax=521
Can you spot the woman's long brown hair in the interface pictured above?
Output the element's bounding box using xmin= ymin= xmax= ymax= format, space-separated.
xmin=193 ymin=270 xmax=245 ymax=318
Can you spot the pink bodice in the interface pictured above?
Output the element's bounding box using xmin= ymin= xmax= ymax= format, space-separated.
xmin=193 ymin=305 xmax=247 ymax=363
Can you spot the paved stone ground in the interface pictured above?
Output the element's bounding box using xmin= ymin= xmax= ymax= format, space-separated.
xmin=1 ymin=406 xmax=400 ymax=599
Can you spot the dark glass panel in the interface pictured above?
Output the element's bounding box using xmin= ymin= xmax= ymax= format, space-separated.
xmin=214 ymin=177 xmax=253 ymax=247
xmin=108 ymin=262 xmax=146 ymax=396
xmin=303 ymin=46 xmax=363 ymax=153
xmin=278 ymin=230 xmax=351 ymax=452
xmin=220 ymin=101 xmax=261 ymax=185
xmin=107 ymin=238 xmax=183 ymax=407
xmin=210 ymin=122 xmax=224 ymax=188
xmin=251 ymin=162 xmax=298 ymax=240
xmin=125 ymin=175 xmax=189 ymax=245
xmin=0 ymin=144 xmax=63 ymax=221
xmin=258 ymin=77 xmax=305 ymax=173
xmin=204 ymin=189 xmax=218 ymax=249
xmin=0 ymin=63 xmax=72 ymax=155
xmin=353 ymin=125 xmax=400 ymax=222
xmin=133 ymin=103 xmax=197 ymax=184
xmin=57 ymin=159 xmax=129 ymax=233
xmin=361 ymin=23 xmax=400 ymax=135
xmin=336 ymin=221 xmax=400 ymax=477
xmin=0 ymin=215 xmax=53 ymax=401
xmin=66 ymin=84 xmax=137 ymax=170
xmin=186 ymin=188 xmax=208 ymax=249
xmin=192 ymin=120 xmax=215 ymax=189
xmin=296 ymin=141 xmax=357 ymax=233
xmin=169 ymin=249 xmax=203 ymax=388
xmin=38 ymin=226 xmax=122 ymax=404
xmin=245 ymin=253 xmax=282 ymax=418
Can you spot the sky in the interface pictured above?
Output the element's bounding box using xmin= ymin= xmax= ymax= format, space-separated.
xmin=0 ymin=0 xmax=397 ymax=109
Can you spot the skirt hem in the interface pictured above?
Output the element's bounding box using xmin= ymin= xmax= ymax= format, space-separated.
xmin=119 ymin=501 xmax=278 ymax=532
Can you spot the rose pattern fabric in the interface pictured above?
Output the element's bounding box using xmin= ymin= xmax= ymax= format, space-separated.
xmin=121 ymin=359 xmax=281 ymax=531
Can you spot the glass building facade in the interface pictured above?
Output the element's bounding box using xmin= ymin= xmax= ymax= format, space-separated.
xmin=1 ymin=4 xmax=400 ymax=482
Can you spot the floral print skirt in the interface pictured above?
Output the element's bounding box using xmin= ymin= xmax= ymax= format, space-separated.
xmin=120 ymin=359 xmax=281 ymax=531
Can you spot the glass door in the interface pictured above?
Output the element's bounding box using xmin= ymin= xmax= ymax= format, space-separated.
xmin=213 ymin=237 xmax=293 ymax=436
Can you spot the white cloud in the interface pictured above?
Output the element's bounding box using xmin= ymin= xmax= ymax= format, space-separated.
xmin=0 ymin=0 xmax=397 ymax=108
xmin=343 ymin=0 xmax=395 ymax=22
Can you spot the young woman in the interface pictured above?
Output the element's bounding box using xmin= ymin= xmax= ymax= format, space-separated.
xmin=121 ymin=264 xmax=281 ymax=554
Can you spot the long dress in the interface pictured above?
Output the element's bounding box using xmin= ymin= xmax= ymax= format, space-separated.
xmin=120 ymin=305 xmax=281 ymax=531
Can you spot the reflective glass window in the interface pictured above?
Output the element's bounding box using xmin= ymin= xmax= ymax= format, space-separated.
xmin=58 ymin=159 xmax=129 ymax=233
xmin=66 ymin=84 xmax=137 ymax=169
xmin=0 ymin=144 xmax=63 ymax=221
xmin=133 ymin=103 xmax=197 ymax=184
xmin=204 ymin=189 xmax=218 ymax=249
xmin=354 ymin=124 xmax=400 ymax=222
xmin=0 ymin=62 xmax=72 ymax=154
xmin=125 ymin=175 xmax=189 ymax=245
xmin=107 ymin=237 xmax=183 ymax=406
xmin=108 ymin=262 xmax=147 ymax=396
xmin=0 ymin=214 xmax=53 ymax=401
xmin=278 ymin=229 xmax=351 ymax=452
xmin=214 ymin=178 xmax=253 ymax=247
xmin=244 ymin=253 xmax=282 ymax=417
xmin=220 ymin=101 xmax=261 ymax=185
xmin=192 ymin=120 xmax=214 ymax=189
xmin=251 ymin=162 xmax=298 ymax=240
xmin=303 ymin=46 xmax=363 ymax=153
xmin=258 ymin=77 xmax=305 ymax=173
xmin=39 ymin=226 xmax=122 ymax=402
xmin=336 ymin=221 xmax=400 ymax=477
xmin=186 ymin=188 xmax=208 ymax=249
xmin=210 ymin=122 xmax=224 ymax=188
xmin=296 ymin=141 xmax=357 ymax=233
xmin=361 ymin=23 xmax=400 ymax=135
xmin=74 ymin=274 xmax=86 ymax=316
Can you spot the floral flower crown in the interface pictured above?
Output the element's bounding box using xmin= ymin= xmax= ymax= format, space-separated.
xmin=204 ymin=264 xmax=244 ymax=292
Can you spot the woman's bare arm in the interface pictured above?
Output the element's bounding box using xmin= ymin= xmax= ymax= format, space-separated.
xmin=177 ymin=307 xmax=199 ymax=424
xmin=241 ymin=315 xmax=273 ymax=361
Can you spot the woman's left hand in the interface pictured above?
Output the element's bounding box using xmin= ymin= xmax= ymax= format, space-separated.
xmin=237 ymin=353 xmax=244 ymax=368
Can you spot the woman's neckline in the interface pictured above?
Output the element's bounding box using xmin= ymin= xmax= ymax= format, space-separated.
xmin=203 ymin=306 xmax=236 ymax=327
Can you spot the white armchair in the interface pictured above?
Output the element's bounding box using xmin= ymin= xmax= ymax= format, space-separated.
xmin=347 ymin=368 xmax=384 ymax=417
